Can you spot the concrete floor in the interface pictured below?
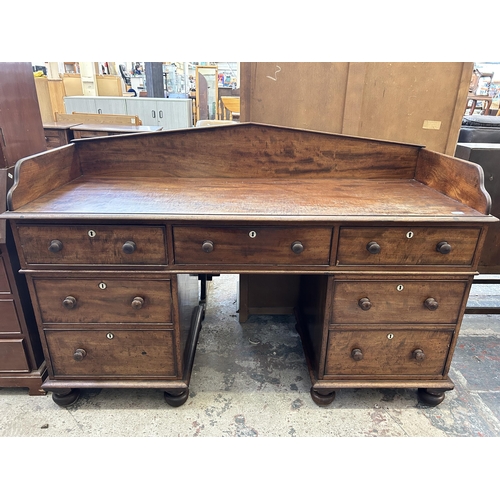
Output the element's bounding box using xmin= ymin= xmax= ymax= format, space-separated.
xmin=1 ymin=274 xmax=500 ymax=438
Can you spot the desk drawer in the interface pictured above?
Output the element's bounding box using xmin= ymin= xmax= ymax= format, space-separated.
xmin=0 ymin=339 xmax=30 ymax=372
xmin=0 ymin=300 xmax=21 ymax=333
xmin=16 ymin=224 xmax=167 ymax=266
xmin=33 ymin=277 xmax=173 ymax=324
xmin=173 ymin=226 xmax=332 ymax=265
xmin=324 ymin=328 xmax=452 ymax=377
xmin=331 ymin=279 xmax=467 ymax=324
xmin=336 ymin=227 xmax=480 ymax=266
xmin=45 ymin=329 xmax=177 ymax=377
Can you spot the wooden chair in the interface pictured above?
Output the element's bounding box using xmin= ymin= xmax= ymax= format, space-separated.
xmin=466 ymin=68 xmax=494 ymax=115
xmin=220 ymin=96 xmax=240 ymax=120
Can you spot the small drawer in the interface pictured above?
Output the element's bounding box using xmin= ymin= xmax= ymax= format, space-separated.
xmin=0 ymin=300 xmax=21 ymax=334
xmin=0 ymin=339 xmax=29 ymax=372
xmin=45 ymin=329 xmax=177 ymax=377
xmin=16 ymin=224 xmax=167 ymax=266
xmin=33 ymin=277 xmax=172 ymax=324
xmin=331 ymin=279 xmax=467 ymax=324
xmin=173 ymin=226 xmax=332 ymax=265
xmin=44 ymin=135 xmax=63 ymax=149
xmin=325 ymin=328 xmax=453 ymax=377
xmin=336 ymin=227 xmax=480 ymax=266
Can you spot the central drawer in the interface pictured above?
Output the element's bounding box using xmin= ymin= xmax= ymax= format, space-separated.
xmin=173 ymin=226 xmax=332 ymax=265
xmin=336 ymin=226 xmax=481 ymax=266
xmin=33 ymin=277 xmax=173 ymax=324
xmin=45 ymin=329 xmax=177 ymax=377
xmin=324 ymin=328 xmax=453 ymax=377
xmin=331 ymin=279 xmax=468 ymax=324
xmin=16 ymin=224 xmax=167 ymax=266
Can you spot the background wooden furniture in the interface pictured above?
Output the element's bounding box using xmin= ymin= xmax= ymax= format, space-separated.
xmin=95 ymin=75 xmax=125 ymax=96
xmin=240 ymin=62 xmax=473 ymax=156
xmin=56 ymin=112 xmax=142 ymax=126
xmin=62 ymin=73 xmax=84 ymax=96
xmin=3 ymin=123 xmax=495 ymax=408
xmin=34 ymin=77 xmax=66 ymax=123
xmin=0 ymin=62 xmax=47 ymax=394
xmin=43 ymin=121 xmax=82 ymax=149
xmin=220 ymin=96 xmax=240 ymax=120
xmin=71 ymin=123 xmax=162 ymax=138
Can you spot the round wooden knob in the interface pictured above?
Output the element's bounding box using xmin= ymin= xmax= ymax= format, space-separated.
xmin=122 ymin=241 xmax=136 ymax=254
xmin=291 ymin=241 xmax=304 ymax=254
xmin=202 ymin=240 xmax=214 ymax=253
xmin=424 ymin=297 xmax=439 ymax=311
xmin=366 ymin=241 xmax=381 ymax=254
xmin=436 ymin=241 xmax=451 ymax=254
xmin=73 ymin=348 xmax=87 ymax=361
xmin=351 ymin=348 xmax=363 ymax=361
xmin=358 ymin=297 xmax=372 ymax=310
xmin=62 ymin=296 xmax=77 ymax=309
xmin=413 ymin=349 xmax=425 ymax=361
xmin=49 ymin=239 xmax=63 ymax=253
xmin=131 ymin=296 xmax=144 ymax=309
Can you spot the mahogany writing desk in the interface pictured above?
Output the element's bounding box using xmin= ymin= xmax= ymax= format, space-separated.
xmin=3 ymin=123 xmax=497 ymax=407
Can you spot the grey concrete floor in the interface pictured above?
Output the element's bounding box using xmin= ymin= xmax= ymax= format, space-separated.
xmin=1 ymin=274 xmax=500 ymax=438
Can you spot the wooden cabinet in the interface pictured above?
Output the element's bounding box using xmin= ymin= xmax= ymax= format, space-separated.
xmin=64 ymin=96 xmax=193 ymax=130
xmin=0 ymin=63 xmax=47 ymax=394
xmin=2 ymin=123 xmax=496 ymax=407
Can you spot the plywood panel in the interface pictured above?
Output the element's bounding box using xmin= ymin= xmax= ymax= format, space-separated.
xmin=240 ymin=62 xmax=349 ymax=133
xmin=240 ymin=62 xmax=473 ymax=155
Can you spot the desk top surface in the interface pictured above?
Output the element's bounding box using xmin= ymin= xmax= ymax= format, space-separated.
xmin=7 ymin=175 xmax=490 ymax=222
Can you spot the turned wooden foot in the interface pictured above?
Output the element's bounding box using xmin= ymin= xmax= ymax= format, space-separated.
xmin=310 ymin=387 xmax=336 ymax=406
xmin=51 ymin=388 xmax=81 ymax=407
xmin=417 ymin=388 xmax=446 ymax=406
xmin=164 ymin=389 xmax=189 ymax=407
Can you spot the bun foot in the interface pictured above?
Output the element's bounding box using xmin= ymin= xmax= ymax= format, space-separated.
xmin=52 ymin=389 xmax=81 ymax=407
xmin=418 ymin=388 xmax=446 ymax=406
xmin=310 ymin=387 xmax=336 ymax=406
xmin=164 ymin=389 xmax=189 ymax=407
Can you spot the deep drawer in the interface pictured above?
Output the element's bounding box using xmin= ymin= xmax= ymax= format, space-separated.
xmin=0 ymin=300 xmax=21 ymax=334
xmin=173 ymin=226 xmax=332 ymax=265
xmin=336 ymin=226 xmax=481 ymax=266
xmin=331 ymin=279 xmax=468 ymax=324
xmin=45 ymin=329 xmax=177 ymax=377
xmin=0 ymin=339 xmax=29 ymax=372
xmin=33 ymin=277 xmax=173 ymax=324
xmin=16 ymin=224 xmax=167 ymax=266
xmin=325 ymin=328 xmax=453 ymax=377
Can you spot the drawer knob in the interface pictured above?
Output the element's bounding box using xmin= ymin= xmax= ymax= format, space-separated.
xmin=412 ymin=349 xmax=425 ymax=361
xmin=358 ymin=297 xmax=372 ymax=310
xmin=49 ymin=239 xmax=63 ymax=253
xmin=73 ymin=348 xmax=87 ymax=361
xmin=202 ymin=240 xmax=214 ymax=253
xmin=424 ymin=297 xmax=439 ymax=311
xmin=63 ymin=296 xmax=77 ymax=309
xmin=366 ymin=241 xmax=381 ymax=254
xmin=436 ymin=241 xmax=452 ymax=254
xmin=291 ymin=241 xmax=304 ymax=254
xmin=122 ymin=241 xmax=136 ymax=254
xmin=131 ymin=296 xmax=145 ymax=309
xmin=351 ymin=348 xmax=364 ymax=361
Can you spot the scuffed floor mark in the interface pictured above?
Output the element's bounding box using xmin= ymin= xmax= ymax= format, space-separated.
xmin=233 ymin=414 xmax=258 ymax=437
